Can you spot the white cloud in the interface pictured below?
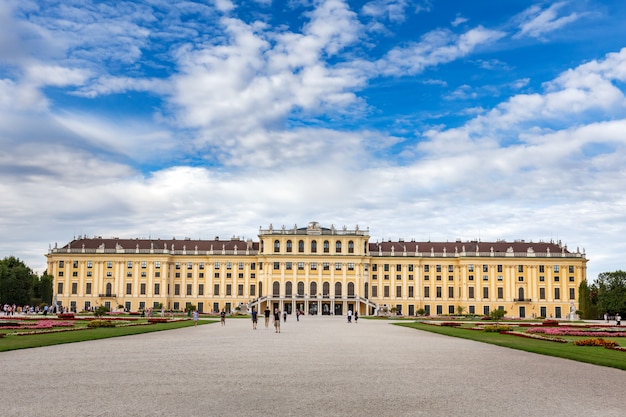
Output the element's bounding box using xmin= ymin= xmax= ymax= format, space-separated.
xmin=514 ymin=2 xmax=581 ymax=39
xmin=378 ymin=26 xmax=506 ymax=76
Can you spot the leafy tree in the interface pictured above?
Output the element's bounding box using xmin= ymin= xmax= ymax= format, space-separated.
xmin=577 ymin=280 xmax=598 ymax=319
xmin=94 ymin=305 xmax=109 ymax=318
xmin=32 ymin=272 xmax=54 ymax=305
xmin=456 ymin=305 xmax=465 ymax=316
xmin=0 ymin=256 xmax=36 ymax=305
xmin=489 ymin=309 xmax=506 ymax=322
xmin=595 ymin=271 xmax=626 ymax=314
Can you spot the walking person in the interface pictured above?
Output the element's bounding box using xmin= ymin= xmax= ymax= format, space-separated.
xmin=617 ymin=313 xmax=622 ymax=326
xmin=273 ymin=308 xmax=281 ymax=333
xmin=283 ymin=310 xmax=287 ymax=322
xmin=347 ymin=309 xmax=352 ymax=323
xmin=354 ymin=311 xmax=358 ymax=323
xmin=264 ymin=306 xmax=271 ymax=329
xmin=193 ymin=310 xmax=199 ymax=327
xmin=220 ymin=309 xmax=226 ymax=326
xmin=251 ymin=307 xmax=258 ymax=330
xmin=296 ymin=309 xmax=300 ymax=322
xmin=605 ymin=312 xmax=609 ymax=323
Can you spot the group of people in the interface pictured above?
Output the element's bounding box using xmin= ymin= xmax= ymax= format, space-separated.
xmin=2 ymin=304 xmax=66 ymax=316
xmin=346 ymin=309 xmax=358 ymax=323
xmin=249 ymin=307 xmax=302 ymax=333
xmin=603 ymin=312 xmax=622 ymax=325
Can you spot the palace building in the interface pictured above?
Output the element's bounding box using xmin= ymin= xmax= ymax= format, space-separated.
xmin=46 ymin=221 xmax=588 ymax=319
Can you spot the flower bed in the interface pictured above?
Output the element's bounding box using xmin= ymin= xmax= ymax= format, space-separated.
xmin=574 ymin=338 xmax=620 ymax=349
xmin=501 ymin=330 xmax=567 ymax=343
xmin=527 ymin=327 xmax=626 ymax=337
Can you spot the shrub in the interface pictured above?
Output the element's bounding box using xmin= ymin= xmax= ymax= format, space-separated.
xmin=483 ymin=325 xmax=513 ymax=332
xmin=542 ymin=319 xmax=559 ymax=326
xmin=57 ymin=313 xmax=75 ymax=320
xmin=441 ymin=322 xmax=461 ymax=327
xmin=87 ymin=320 xmax=116 ymax=328
xmin=574 ymin=338 xmax=619 ymax=349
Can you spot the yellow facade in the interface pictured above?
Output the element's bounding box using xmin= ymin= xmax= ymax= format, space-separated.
xmin=46 ymin=221 xmax=588 ymax=319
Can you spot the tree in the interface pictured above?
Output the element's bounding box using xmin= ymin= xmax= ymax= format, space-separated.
xmin=456 ymin=305 xmax=465 ymax=316
xmin=578 ymin=280 xmax=598 ymax=319
xmin=595 ymin=271 xmax=626 ymax=314
xmin=489 ymin=309 xmax=506 ymax=322
xmin=32 ymin=272 xmax=54 ymax=305
xmin=0 ymin=256 xmax=36 ymax=305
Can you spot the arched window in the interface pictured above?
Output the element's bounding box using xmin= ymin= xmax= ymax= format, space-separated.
xmin=348 ymin=240 xmax=354 ymax=254
xmin=323 ymin=282 xmax=330 ymax=296
xmin=274 ymin=240 xmax=280 ymax=253
xmin=335 ymin=282 xmax=342 ymax=297
xmin=273 ymin=281 xmax=280 ymax=296
xmin=336 ymin=240 xmax=342 ymax=253
xmin=518 ymin=287 xmax=525 ymax=301
xmin=285 ymin=281 xmax=292 ymax=297
xmin=310 ymin=282 xmax=317 ymax=296
xmin=106 ymin=282 xmax=112 ymax=296
xmin=298 ymin=240 xmax=304 ymax=253
xmin=323 ymin=240 xmax=330 ymax=253
xmin=286 ymin=240 xmax=292 ymax=253
xmin=297 ymin=281 xmax=305 ymax=296
xmin=348 ymin=282 xmax=355 ymax=297
xmin=311 ymin=240 xmax=317 ymax=253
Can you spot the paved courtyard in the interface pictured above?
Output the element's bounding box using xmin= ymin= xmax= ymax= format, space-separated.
xmin=0 ymin=316 xmax=624 ymax=416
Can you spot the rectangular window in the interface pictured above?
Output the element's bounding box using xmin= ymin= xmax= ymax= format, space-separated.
xmin=518 ymin=265 xmax=524 ymax=273
xmin=408 ymin=274 xmax=414 ymax=281
xmin=72 ymin=271 xmax=78 ymax=277
xmin=436 ymin=286 xmax=442 ymax=298
xmin=448 ymin=286 xmax=454 ymax=298
xmin=126 ymin=283 xmax=132 ymax=295
xmin=127 ymin=261 xmax=133 ymax=268
xmin=483 ymin=275 xmax=488 ymax=281
xmin=408 ymin=286 xmax=414 ymax=297
xmin=518 ymin=276 xmax=524 ymax=282
xmin=539 ymin=288 xmax=546 ymax=300
xmin=226 ymin=273 xmax=232 ymax=279
xmin=348 ymin=263 xmax=355 ymax=271
xmin=226 ymin=284 xmax=232 ymax=296
xmin=372 ymin=274 xmax=377 ymax=280
xmin=154 ymin=283 xmax=160 ymax=295
xmin=448 ymin=275 xmax=453 ymax=281
xmin=372 ymin=286 xmax=378 ymax=297
xmin=424 ymin=275 xmax=429 ymax=281
xmin=335 ymin=263 xmax=341 ymax=271
xmin=238 ymin=273 xmax=244 ymax=279
xmin=384 ymin=286 xmax=390 ymax=297
xmin=107 ymin=261 xmax=112 ymax=268
xmin=396 ymin=264 xmax=402 ymax=272
xmin=87 ymin=261 xmax=93 ymax=268
xmin=199 ymin=262 xmax=205 ymax=270
xmin=484 ymin=306 xmax=490 ymax=315
xmin=238 ymin=262 xmax=244 ymax=269
xmin=298 ymin=262 xmax=305 ymax=270
xmin=569 ymin=265 xmax=574 ymax=273
xmin=238 ymin=284 xmax=244 ymax=296
xmin=186 ymin=284 xmax=192 ymax=296
xmin=408 ymin=265 xmax=414 ymax=272
xmin=274 ymin=262 xmax=280 ymax=270
xmin=424 ymin=286 xmax=430 ymax=298
xmin=286 ymin=262 xmax=292 ymax=270
xmin=436 ymin=265 xmax=441 ymax=273
xmin=384 ymin=274 xmax=390 ymax=280
xmin=468 ymin=287 xmax=474 ymax=299
xmin=199 ymin=284 xmax=204 ymax=296
xmin=214 ymin=262 xmax=220 ymax=269
xmin=539 ymin=265 xmax=544 ymax=273
xmin=497 ymin=265 xmax=503 ymax=273
xmin=397 ymin=274 xmax=402 ymax=281
xmin=250 ymin=284 xmax=256 ymax=296
xmin=227 ymin=262 xmax=232 ymax=270
xmin=372 ymin=264 xmax=378 ymax=272
xmin=127 ymin=271 xmax=133 ymax=278
xmin=554 ymin=288 xmax=561 ymax=300
xmin=384 ymin=264 xmax=390 ymax=272
xmin=483 ymin=287 xmax=489 ymax=299
xmin=87 ymin=271 xmax=92 ymax=277
xmin=71 ymin=282 xmax=78 ymax=295
xmin=86 ymin=282 xmax=92 ymax=295
xmin=554 ymin=276 xmax=560 ymax=282
xmin=214 ymin=284 xmax=220 ymax=295
xmin=140 ymin=283 xmax=146 ymax=295
xmin=396 ymin=286 xmax=402 ymax=297
xmin=468 ymin=264 xmax=474 ymax=272
xmin=323 ymin=263 xmax=330 ymax=271
xmin=173 ymin=302 xmax=179 ymax=310
xmin=187 ymin=272 xmax=192 ymax=279
xmin=214 ymin=272 xmax=219 ymax=278
xmin=497 ymin=287 xmax=503 ymax=299
xmin=448 ymin=265 xmax=454 ymax=273
xmin=449 ymin=305 xmax=455 ymax=314
xmin=436 ymin=305 xmax=443 ymax=315
xmin=569 ymin=288 xmax=575 ymax=300
xmin=483 ymin=265 xmax=488 ymax=273
xmin=175 ymin=262 xmax=180 ymax=270
xmin=554 ymin=265 xmax=560 ymax=273
xmin=174 ymin=284 xmax=180 ymax=295
xmin=311 ymin=262 xmax=317 ymax=270
xmin=469 ymin=305 xmax=475 ymax=314
xmin=468 ymin=275 xmax=474 ymax=281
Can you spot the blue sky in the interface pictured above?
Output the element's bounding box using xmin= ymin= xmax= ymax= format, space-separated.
xmin=2 ymin=0 xmax=626 ymax=280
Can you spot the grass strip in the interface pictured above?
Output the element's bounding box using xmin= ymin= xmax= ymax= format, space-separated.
xmin=396 ymin=322 xmax=626 ymax=371
xmin=0 ymin=320 xmax=216 ymax=352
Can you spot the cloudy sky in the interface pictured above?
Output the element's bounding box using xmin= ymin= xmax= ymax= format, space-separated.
xmin=1 ymin=0 xmax=626 ymax=280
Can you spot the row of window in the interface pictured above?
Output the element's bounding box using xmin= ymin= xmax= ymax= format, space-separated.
xmin=271 ymin=240 xmax=359 ymax=253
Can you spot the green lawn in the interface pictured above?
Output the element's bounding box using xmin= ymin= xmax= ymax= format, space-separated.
xmin=0 ymin=320 xmax=216 ymax=352
xmin=396 ymin=322 xmax=626 ymax=371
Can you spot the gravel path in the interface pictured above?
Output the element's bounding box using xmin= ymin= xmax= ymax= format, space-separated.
xmin=1 ymin=316 xmax=624 ymax=416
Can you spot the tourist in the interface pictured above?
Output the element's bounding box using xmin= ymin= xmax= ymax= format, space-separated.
xmin=605 ymin=312 xmax=609 ymax=323
xmin=347 ymin=309 xmax=353 ymax=323
xmin=354 ymin=311 xmax=358 ymax=323
xmin=193 ymin=310 xmax=199 ymax=326
xmin=264 ymin=306 xmax=271 ymax=328
xmin=273 ymin=308 xmax=281 ymax=333
xmin=251 ymin=308 xmax=258 ymax=330
xmin=283 ymin=310 xmax=287 ymax=322
xmin=296 ymin=309 xmax=300 ymax=322
xmin=220 ymin=309 xmax=226 ymax=326
xmin=617 ymin=313 xmax=621 ymax=326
